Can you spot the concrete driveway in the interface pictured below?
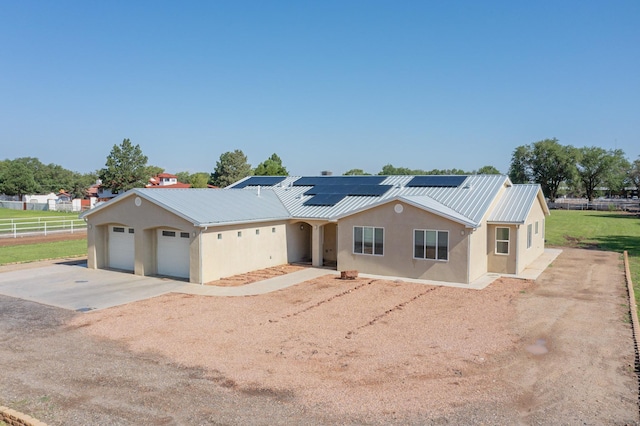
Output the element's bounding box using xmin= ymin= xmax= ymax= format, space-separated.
xmin=0 ymin=261 xmax=188 ymax=312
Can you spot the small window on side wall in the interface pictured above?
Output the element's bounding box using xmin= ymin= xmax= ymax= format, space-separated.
xmin=496 ymin=227 xmax=510 ymax=254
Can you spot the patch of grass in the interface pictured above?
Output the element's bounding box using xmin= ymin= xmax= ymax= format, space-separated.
xmin=0 ymin=239 xmax=87 ymax=265
xmin=0 ymin=207 xmax=80 ymax=219
xmin=546 ymin=210 xmax=640 ymax=313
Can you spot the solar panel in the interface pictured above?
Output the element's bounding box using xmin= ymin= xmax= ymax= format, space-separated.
xmin=293 ymin=176 xmax=386 ymax=186
xmin=303 ymin=185 xmax=393 ymax=196
xmin=233 ymin=176 xmax=287 ymax=188
xmin=303 ymin=193 xmax=347 ymax=206
xmin=406 ymin=176 xmax=467 ymax=188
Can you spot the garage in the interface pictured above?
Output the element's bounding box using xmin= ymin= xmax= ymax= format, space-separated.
xmin=108 ymin=225 xmax=135 ymax=271
xmin=157 ymin=229 xmax=190 ymax=279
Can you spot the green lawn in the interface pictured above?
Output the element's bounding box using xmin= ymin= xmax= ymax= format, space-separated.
xmin=0 ymin=208 xmax=80 ymax=219
xmin=0 ymin=208 xmax=87 ymax=265
xmin=0 ymin=239 xmax=87 ymax=265
xmin=545 ymin=210 xmax=640 ymax=303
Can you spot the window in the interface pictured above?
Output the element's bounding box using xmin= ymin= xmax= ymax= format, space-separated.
xmin=527 ymin=224 xmax=532 ymax=249
xmin=237 ymin=231 xmax=242 ymax=237
xmin=535 ymin=221 xmax=539 ymax=234
xmin=255 ymin=229 xmax=260 ymax=235
xmin=353 ymin=226 xmax=383 ymax=255
xmin=272 ymin=227 xmax=276 ymax=233
xmin=162 ymin=230 xmax=176 ymax=237
xmin=414 ymin=230 xmax=449 ymax=261
xmin=217 ymin=233 xmax=222 ymax=240
xmin=128 ymin=228 xmax=134 ymax=234
xmin=180 ymin=232 xmax=190 ymax=238
xmin=496 ymin=227 xmax=510 ymax=254
xmin=113 ymin=227 xmax=125 ymax=233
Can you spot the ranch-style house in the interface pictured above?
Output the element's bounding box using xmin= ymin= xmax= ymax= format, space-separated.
xmin=80 ymin=174 xmax=549 ymax=285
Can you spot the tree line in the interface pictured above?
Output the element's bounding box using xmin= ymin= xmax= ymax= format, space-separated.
xmin=3 ymin=137 xmax=637 ymax=200
xmin=508 ymin=138 xmax=640 ymax=201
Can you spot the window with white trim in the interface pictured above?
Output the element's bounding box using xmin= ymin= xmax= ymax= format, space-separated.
xmin=353 ymin=226 xmax=384 ymax=255
xmin=527 ymin=224 xmax=532 ymax=249
xmin=414 ymin=229 xmax=449 ymax=261
xmin=535 ymin=221 xmax=539 ymax=234
xmin=496 ymin=227 xmax=510 ymax=255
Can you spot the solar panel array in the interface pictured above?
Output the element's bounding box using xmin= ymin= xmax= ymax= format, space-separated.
xmin=298 ymin=176 xmax=393 ymax=206
xmin=406 ymin=175 xmax=467 ymax=188
xmin=303 ymin=185 xmax=392 ymax=196
xmin=303 ymin=193 xmax=348 ymax=206
xmin=233 ymin=176 xmax=287 ymax=188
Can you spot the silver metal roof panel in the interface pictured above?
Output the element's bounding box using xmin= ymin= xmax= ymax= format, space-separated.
xmin=108 ymin=188 xmax=292 ymax=226
xmin=487 ymin=184 xmax=543 ymax=224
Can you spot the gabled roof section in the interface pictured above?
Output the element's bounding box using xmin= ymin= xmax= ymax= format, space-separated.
xmin=230 ymin=174 xmax=510 ymax=225
xmin=487 ymin=184 xmax=549 ymax=224
xmin=81 ymin=188 xmax=291 ymax=227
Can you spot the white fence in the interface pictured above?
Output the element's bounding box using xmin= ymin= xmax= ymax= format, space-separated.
xmin=0 ymin=216 xmax=87 ymax=238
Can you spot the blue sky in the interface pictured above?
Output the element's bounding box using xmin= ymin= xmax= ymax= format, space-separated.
xmin=1 ymin=1 xmax=638 ymax=176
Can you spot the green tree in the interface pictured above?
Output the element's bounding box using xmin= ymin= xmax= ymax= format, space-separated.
xmin=176 ymin=171 xmax=192 ymax=184
xmin=99 ymin=138 xmax=149 ymax=193
xmin=508 ymin=145 xmax=531 ymax=184
xmin=378 ymin=164 xmax=421 ymax=175
xmin=603 ymin=150 xmax=630 ymax=196
xmin=629 ymin=157 xmax=640 ymax=193
xmin=343 ymin=169 xmax=371 ymax=175
xmin=508 ymin=139 xmax=578 ymax=201
xmin=254 ymin=153 xmax=288 ymax=176
xmin=576 ymin=147 xmax=628 ymax=201
xmin=68 ymin=171 xmax=98 ymax=199
xmin=210 ymin=149 xmax=252 ymax=187
xmin=190 ymin=172 xmax=210 ymax=188
xmin=530 ymin=139 xmax=578 ymax=202
xmin=475 ymin=165 xmax=501 ymax=175
xmin=0 ymin=160 xmax=40 ymax=199
xmin=145 ymin=165 xmax=165 ymax=180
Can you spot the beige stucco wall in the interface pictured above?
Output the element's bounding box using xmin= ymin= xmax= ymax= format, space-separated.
xmin=515 ymin=198 xmax=547 ymax=274
xmin=85 ymin=194 xmax=197 ymax=280
xmin=487 ymin=224 xmax=517 ymax=274
xmin=322 ymin=223 xmax=337 ymax=263
xmin=337 ymin=201 xmax=470 ymax=283
xmin=286 ymin=221 xmax=312 ymax=263
xmin=466 ymin=225 xmax=487 ymax=282
xmin=487 ymin=194 xmax=548 ymax=274
xmin=199 ymin=220 xmax=290 ymax=282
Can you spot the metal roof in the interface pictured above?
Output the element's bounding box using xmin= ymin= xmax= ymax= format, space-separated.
xmin=82 ymin=188 xmax=291 ymax=227
xmin=84 ymin=175 xmax=536 ymax=229
xmin=231 ymin=174 xmax=510 ymax=227
xmin=487 ymin=184 xmax=546 ymax=224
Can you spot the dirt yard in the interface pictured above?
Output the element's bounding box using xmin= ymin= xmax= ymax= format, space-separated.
xmin=0 ymin=247 xmax=637 ymax=425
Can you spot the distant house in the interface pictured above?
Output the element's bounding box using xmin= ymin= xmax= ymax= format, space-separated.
xmin=146 ymin=173 xmax=191 ymax=189
xmin=80 ymin=175 xmax=549 ymax=285
xmin=87 ymin=173 xmax=192 ymax=203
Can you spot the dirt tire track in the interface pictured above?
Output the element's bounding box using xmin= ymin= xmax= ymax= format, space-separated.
xmin=273 ymin=279 xmax=378 ymax=321
xmin=345 ymin=286 xmax=440 ymax=339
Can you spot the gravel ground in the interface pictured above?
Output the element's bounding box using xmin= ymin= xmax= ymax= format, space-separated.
xmin=0 ymin=247 xmax=637 ymax=425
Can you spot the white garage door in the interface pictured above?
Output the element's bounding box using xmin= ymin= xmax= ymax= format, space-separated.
xmin=109 ymin=226 xmax=135 ymax=271
xmin=157 ymin=229 xmax=190 ymax=279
